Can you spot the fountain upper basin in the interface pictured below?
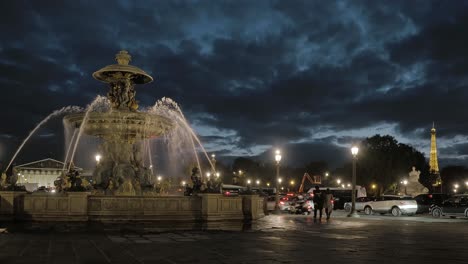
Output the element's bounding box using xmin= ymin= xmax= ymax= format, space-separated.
xmin=64 ymin=110 xmax=173 ymax=142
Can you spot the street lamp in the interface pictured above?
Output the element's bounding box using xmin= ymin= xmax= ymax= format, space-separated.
xmin=256 ymin=180 xmax=260 ymax=186
xmin=247 ymin=179 xmax=251 ymax=185
xmin=337 ymin=179 xmax=341 ymax=185
xmin=266 ymin=182 xmax=270 ymax=187
xmin=454 ymin=183 xmax=459 ymax=189
xmin=274 ymin=149 xmax=282 ymax=213
xmin=325 ymin=172 xmax=329 ymax=177
xmin=348 ymin=146 xmax=359 ymax=218
xmin=403 ymin=180 xmax=408 ymax=195
xmin=95 ymin=154 xmax=102 ymax=164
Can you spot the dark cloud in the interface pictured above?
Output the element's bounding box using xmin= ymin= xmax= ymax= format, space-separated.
xmin=1 ymin=0 xmax=468 ymax=169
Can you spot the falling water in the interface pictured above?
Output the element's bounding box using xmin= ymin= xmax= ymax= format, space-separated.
xmin=147 ymin=97 xmax=215 ymax=177
xmin=68 ymin=95 xmax=109 ymax=170
xmin=4 ymin=106 xmax=83 ymax=173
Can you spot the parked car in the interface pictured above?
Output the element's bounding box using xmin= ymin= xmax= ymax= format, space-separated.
xmin=344 ymin=197 xmax=373 ymax=212
xmin=363 ymin=195 xmax=417 ymax=216
xmin=413 ymin=193 xmax=450 ymax=214
xmin=430 ymin=194 xmax=468 ymax=218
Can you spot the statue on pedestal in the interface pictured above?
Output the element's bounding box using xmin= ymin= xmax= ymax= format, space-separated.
xmin=403 ymin=166 xmax=429 ymax=196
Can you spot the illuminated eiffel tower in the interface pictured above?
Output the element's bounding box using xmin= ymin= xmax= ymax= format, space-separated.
xmin=429 ymin=123 xmax=442 ymax=191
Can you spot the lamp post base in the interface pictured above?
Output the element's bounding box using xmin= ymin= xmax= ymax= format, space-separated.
xmin=347 ymin=211 xmax=360 ymax=218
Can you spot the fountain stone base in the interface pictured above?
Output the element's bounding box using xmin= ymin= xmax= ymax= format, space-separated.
xmin=0 ymin=192 xmax=265 ymax=222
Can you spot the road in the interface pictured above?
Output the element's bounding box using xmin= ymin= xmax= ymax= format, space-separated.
xmin=0 ymin=211 xmax=467 ymax=264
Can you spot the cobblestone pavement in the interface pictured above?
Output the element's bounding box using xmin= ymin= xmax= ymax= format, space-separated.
xmin=0 ymin=211 xmax=467 ymax=264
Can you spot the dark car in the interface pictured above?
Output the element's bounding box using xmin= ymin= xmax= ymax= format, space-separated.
xmin=430 ymin=194 xmax=468 ymax=218
xmin=413 ymin=193 xmax=450 ymax=214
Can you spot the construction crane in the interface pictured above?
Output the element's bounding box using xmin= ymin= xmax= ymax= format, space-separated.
xmin=298 ymin=173 xmax=322 ymax=193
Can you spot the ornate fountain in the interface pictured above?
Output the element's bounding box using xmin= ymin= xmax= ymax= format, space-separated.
xmin=0 ymin=51 xmax=266 ymax=223
xmin=64 ymin=51 xmax=173 ymax=195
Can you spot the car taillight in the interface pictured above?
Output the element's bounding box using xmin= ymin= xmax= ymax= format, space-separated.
xmin=280 ymin=201 xmax=285 ymax=205
xmin=331 ymin=200 xmax=334 ymax=204
xmin=225 ymin=191 xmax=230 ymax=196
xmin=428 ymin=194 xmax=433 ymax=198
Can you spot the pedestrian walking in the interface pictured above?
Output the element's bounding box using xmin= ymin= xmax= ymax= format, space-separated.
xmin=323 ymin=188 xmax=334 ymax=220
xmin=312 ymin=185 xmax=323 ymax=219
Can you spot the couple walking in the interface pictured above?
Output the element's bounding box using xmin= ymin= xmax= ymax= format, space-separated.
xmin=312 ymin=185 xmax=333 ymax=220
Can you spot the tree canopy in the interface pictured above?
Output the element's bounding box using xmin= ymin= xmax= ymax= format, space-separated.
xmin=357 ymin=135 xmax=430 ymax=194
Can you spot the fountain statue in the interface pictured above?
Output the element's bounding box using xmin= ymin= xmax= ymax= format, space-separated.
xmin=63 ymin=51 xmax=173 ymax=195
xmin=0 ymin=173 xmax=9 ymax=190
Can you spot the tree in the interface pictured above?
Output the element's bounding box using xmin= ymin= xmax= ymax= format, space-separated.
xmin=357 ymin=135 xmax=429 ymax=195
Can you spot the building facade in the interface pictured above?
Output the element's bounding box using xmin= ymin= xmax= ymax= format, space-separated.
xmin=13 ymin=158 xmax=83 ymax=190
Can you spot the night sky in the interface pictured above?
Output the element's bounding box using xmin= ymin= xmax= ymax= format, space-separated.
xmin=1 ymin=0 xmax=468 ymax=169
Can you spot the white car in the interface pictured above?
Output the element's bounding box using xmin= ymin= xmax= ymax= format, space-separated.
xmin=362 ymin=195 xmax=417 ymax=216
xmin=344 ymin=197 xmax=373 ymax=212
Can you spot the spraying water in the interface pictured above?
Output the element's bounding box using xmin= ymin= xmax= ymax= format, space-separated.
xmin=62 ymin=128 xmax=79 ymax=171
xmin=4 ymin=106 xmax=83 ymax=173
xmin=68 ymin=95 xmax=109 ymax=170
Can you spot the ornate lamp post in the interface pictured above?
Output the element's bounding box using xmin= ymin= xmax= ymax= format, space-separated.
xmin=348 ymin=146 xmax=359 ymax=218
xmin=274 ymin=149 xmax=282 ymax=213
xmin=403 ymin=180 xmax=408 ymax=195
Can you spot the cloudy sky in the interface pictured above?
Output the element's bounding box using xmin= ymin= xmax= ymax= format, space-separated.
xmin=1 ymin=0 xmax=468 ymax=169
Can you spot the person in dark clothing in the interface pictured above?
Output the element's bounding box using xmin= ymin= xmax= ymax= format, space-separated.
xmin=312 ymin=185 xmax=323 ymax=219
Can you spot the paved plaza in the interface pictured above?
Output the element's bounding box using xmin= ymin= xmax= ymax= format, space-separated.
xmin=0 ymin=211 xmax=467 ymax=264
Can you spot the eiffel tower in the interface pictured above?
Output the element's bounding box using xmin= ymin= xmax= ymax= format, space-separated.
xmin=429 ymin=123 xmax=442 ymax=192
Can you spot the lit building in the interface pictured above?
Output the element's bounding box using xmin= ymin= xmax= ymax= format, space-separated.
xmin=13 ymin=158 xmax=83 ymax=190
